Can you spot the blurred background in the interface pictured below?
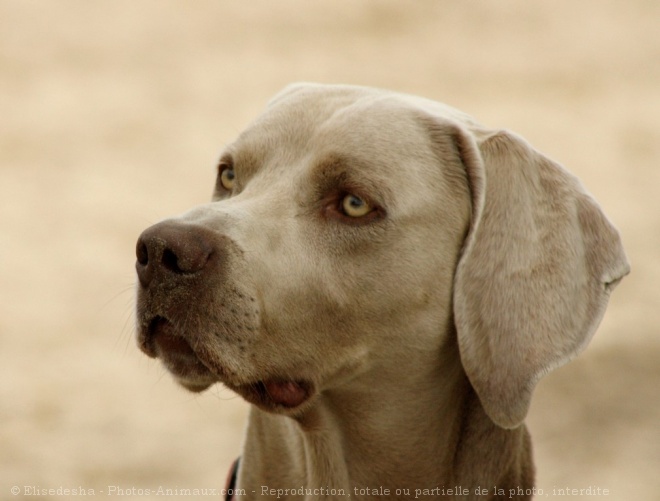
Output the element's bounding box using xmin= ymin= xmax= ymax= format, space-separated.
xmin=1 ymin=1 xmax=658 ymax=499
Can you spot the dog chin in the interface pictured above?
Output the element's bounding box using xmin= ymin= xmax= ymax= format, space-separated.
xmin=177 ymin=378 xmax=216 ymax=393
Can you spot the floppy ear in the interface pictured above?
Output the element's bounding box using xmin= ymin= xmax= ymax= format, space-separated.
xmin=451 ymin=127 xmax=630 ymax=429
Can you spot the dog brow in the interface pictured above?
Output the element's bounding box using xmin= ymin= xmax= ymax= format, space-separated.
xmin=311 ymin=152 xmax=391 ymax=205
xmin=218 ymin=147 xmax=263 ymax=182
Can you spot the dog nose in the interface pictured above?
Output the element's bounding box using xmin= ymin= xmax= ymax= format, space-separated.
xmin=136 ymin=221 xmax=214 ymax=288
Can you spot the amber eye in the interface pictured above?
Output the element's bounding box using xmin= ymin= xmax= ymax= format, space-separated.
xmin=218 ymin=164 xmax=235 ymax=191
xmin=341 ymin=194 xmax=372 ymax=218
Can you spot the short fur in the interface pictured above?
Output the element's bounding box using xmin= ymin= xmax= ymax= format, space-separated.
xmin=135 ymin=83 xmax=629 ymax=500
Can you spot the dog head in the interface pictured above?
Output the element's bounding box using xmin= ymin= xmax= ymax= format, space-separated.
xmin=135 ymin=83 xmax=629 ymax=427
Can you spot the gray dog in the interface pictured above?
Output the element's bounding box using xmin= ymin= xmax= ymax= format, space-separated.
xmin=135 ymin=84 xmax=629 ymax=500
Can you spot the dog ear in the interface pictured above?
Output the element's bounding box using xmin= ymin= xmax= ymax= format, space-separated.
xmin=449 ymin=126 xmax=629 ymax=429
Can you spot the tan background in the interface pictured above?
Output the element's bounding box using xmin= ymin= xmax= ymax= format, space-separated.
xmin=1 ymin=1 xmax=658 ymax=500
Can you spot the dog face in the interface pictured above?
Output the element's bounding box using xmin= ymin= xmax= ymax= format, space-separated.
xmin=135 ymin=83 xmax=628 ymax=428
xmin=135 ymin=84 xmax=471 ymax=414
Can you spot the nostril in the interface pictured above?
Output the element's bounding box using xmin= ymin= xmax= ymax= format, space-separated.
xmin=135 ymin=237 xmax=154 ymax=288
xmin=161 ymin=245 xmax=212 ymax=274
xmin=136 ymin=240 xmax=149 ymax=266
xmin=162 ymin=248 xmax=181 ymax=273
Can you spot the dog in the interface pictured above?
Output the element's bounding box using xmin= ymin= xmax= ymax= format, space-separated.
xmin=135 ymin=83 xmax=629 ymax=500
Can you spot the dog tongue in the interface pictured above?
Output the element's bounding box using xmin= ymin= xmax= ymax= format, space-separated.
xmin=263 ymin=380 xmax=308 ymax=408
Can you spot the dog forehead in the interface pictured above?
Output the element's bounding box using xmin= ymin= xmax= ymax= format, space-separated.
xmin=263 ymin=83 xmax=480 ymax=133
xmin=233 ymin=87 xmax=446 ymax=176
xmin=234 ymin=83 xmax=482 ymax=157
xmin=241 ymin=88 xmax=397 ymax=144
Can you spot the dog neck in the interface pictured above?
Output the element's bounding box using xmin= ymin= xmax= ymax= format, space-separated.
xmin=236 ymin=338 xmax=533 ymax=500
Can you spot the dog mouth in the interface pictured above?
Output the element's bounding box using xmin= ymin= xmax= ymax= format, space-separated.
xmin=139 ymin=315 xmax=314 ymax=409
xmin=139 ymin=316 xmax=218 ymax=392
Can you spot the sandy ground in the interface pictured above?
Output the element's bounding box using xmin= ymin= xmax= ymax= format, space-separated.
xmin=1 ymin=1 xmax=658 ymax=500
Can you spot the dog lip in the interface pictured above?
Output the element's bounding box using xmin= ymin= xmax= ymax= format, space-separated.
xmin=138 ymin=315 xmax=170 ymax=358
xmin=154 ymin=328 xmax=196 ymax=358
xmin=231 ymin=379 xmax=314 ymax=411
xmin=143 ymin=315 xmax=200 ymax=360
xmin=262 ymin=380 xmax=310 ymax=408
xmin=139 ymin=315 xmax=220 ymax=389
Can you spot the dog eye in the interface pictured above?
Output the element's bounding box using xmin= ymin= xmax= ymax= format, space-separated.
xmin=218 ymin=164 xmax=235 ymax=191
xmin=341 ymin=194 xmax=372 ymax=218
